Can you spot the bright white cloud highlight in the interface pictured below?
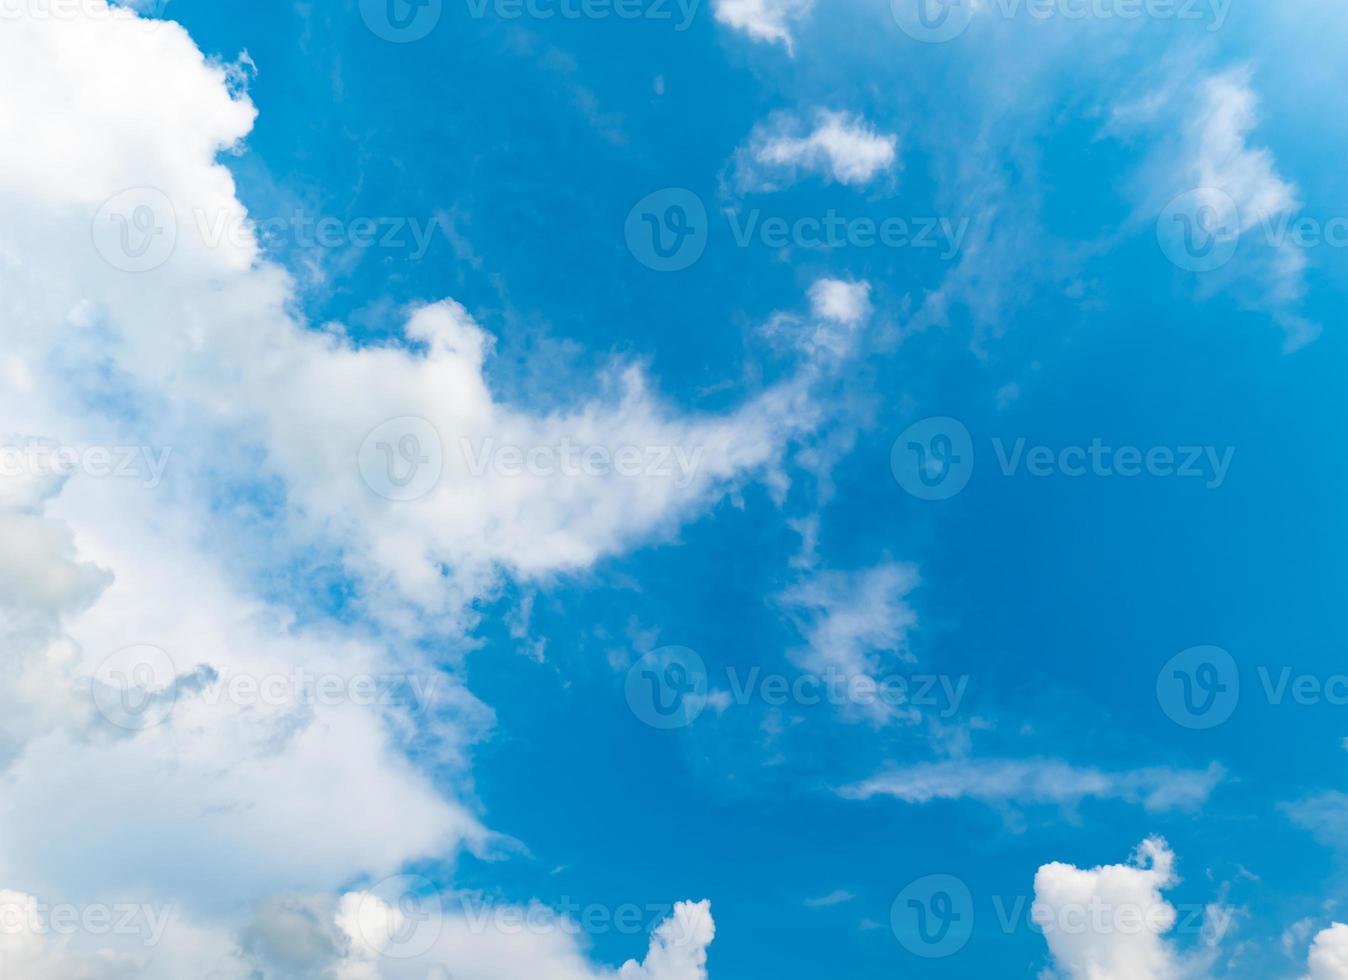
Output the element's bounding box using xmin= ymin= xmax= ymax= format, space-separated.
xmin=841 ymin=759 xmax=1223 ymax=812
xmin=1033 ymin=838 xmax=1186 ymax=980
xmin=1305 ymin=923 xmax=1348 ymax=979
xmin=713 ymin=0 xmax=812 ymax=52
xmin=737 ymin=111 xmax=897 ymax=192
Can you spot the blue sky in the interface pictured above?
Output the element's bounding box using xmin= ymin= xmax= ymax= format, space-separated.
xmin=2 ymin=0 xmax=1348 ymax=977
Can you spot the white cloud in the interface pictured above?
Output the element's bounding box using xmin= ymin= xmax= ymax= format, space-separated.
xmin=736 ymin=111 xmax=897 ymax=192
xmin=808 ymin=278 xmax=872 ymax=327
xmin=841 ymin=759 xmax=1223 ymax=813
xmin=713 ymin=0 xmax=812 ymax=52
xmin=776 ymin=562 xmax=919 ymax=721
xmin=0 ymin=3 xmax=786 ymax=974
xmin=1144 ymin=67 xmax=1316 ymax=348
xmin=1305 ymin=923 xmax=1348 ymax=979
xmin=1033 ymin=838 xmax=1187 ymax=980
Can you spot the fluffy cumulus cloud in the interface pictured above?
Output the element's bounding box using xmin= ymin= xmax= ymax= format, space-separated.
xmin=1305 ymin=923 xmax=1348 ymax=980
xmin=0 ymin=3 xmax=768 ymax=975
xmin=713 ymin=0 xmax=812 ymax=52
xmin=1033 ymin=838 xmax=1189 ymax=980
xmin=1137 ymin=68 xmax=1314 ymax=347
xmin=734 ymin=111 xmax=897 ymax=192
xmin=841 ymin=759 xmax=1224 ymax=814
